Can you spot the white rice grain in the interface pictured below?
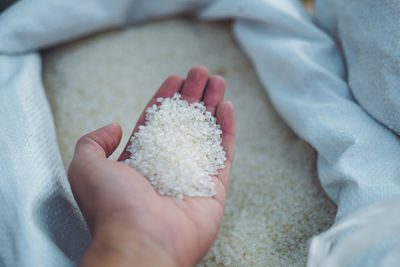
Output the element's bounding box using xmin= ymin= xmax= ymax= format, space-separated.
xmin=125 ymin=93 xmax=226 ymax=199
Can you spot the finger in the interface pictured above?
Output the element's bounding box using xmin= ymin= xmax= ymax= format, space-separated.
xmin=118 ymin=75 xmax=184 ymax=161
xmin=74 ymin=123 xmax=122 ymax=159
xmin=215 ymin=101 xmax=235 ymax=190
xmin=203 ymin=75 xmax=226 ymax=116
xmin=180 ymin=66 xmax=209 ymax=103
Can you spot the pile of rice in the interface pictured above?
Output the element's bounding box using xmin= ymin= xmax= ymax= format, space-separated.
xmin=125 ymin=93 xmax=226 ymax=199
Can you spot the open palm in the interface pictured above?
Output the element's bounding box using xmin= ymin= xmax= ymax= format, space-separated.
xmin=68 ymin=66 xmax=235 ymax=266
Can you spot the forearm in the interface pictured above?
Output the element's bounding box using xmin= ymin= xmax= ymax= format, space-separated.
xmin=80 ymin=220 xmax=177 ymax=267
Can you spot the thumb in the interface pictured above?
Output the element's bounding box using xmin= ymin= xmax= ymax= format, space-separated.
xmin=74 ymin=123 xmax=123 ymax=158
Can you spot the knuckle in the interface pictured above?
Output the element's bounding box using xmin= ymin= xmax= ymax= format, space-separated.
xmin=167 ymin=74 xmax=183 ymax=81
xmin=76 ymin=135 xmax=96 ymax=152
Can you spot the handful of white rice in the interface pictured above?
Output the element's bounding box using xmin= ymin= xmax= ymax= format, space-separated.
xmin=125 ymin=93 xmax=226 ymax=199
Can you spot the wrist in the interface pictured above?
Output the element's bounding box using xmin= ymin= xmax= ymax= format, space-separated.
xmin=80 ymin=218 xmax=178 ymax=267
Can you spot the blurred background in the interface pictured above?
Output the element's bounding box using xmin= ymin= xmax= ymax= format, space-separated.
xmin=41 ymin=13 xmax=336 ymax=266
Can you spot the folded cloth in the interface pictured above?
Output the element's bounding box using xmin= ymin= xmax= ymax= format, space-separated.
xmin=308 ymin=197 xmax=400 ymax=267
xmin=315 ymin=0 xmax=400 ymax=136
xmin=0 ymin=0 xmax=399 ymax=266
xmin=199 ymin=0 xmax=400 ymax=220
xmin=0 ymin=53 xmax=89 ymax=266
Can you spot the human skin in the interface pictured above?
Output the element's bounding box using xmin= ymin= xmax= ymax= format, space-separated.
xmin=67 ymin=66 xmax=236 ymax=267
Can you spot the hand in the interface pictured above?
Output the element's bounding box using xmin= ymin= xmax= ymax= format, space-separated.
xmin=67 ymin=66 xmax=236 ymax=267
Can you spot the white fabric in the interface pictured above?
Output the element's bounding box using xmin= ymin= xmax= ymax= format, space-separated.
xmin=0 ymin=54 xmax=89 ymax=266
xmin=308 ymin=197 xmax=400 ymax=267
xmin=1 ymin=0 xmax=399 ymax=266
